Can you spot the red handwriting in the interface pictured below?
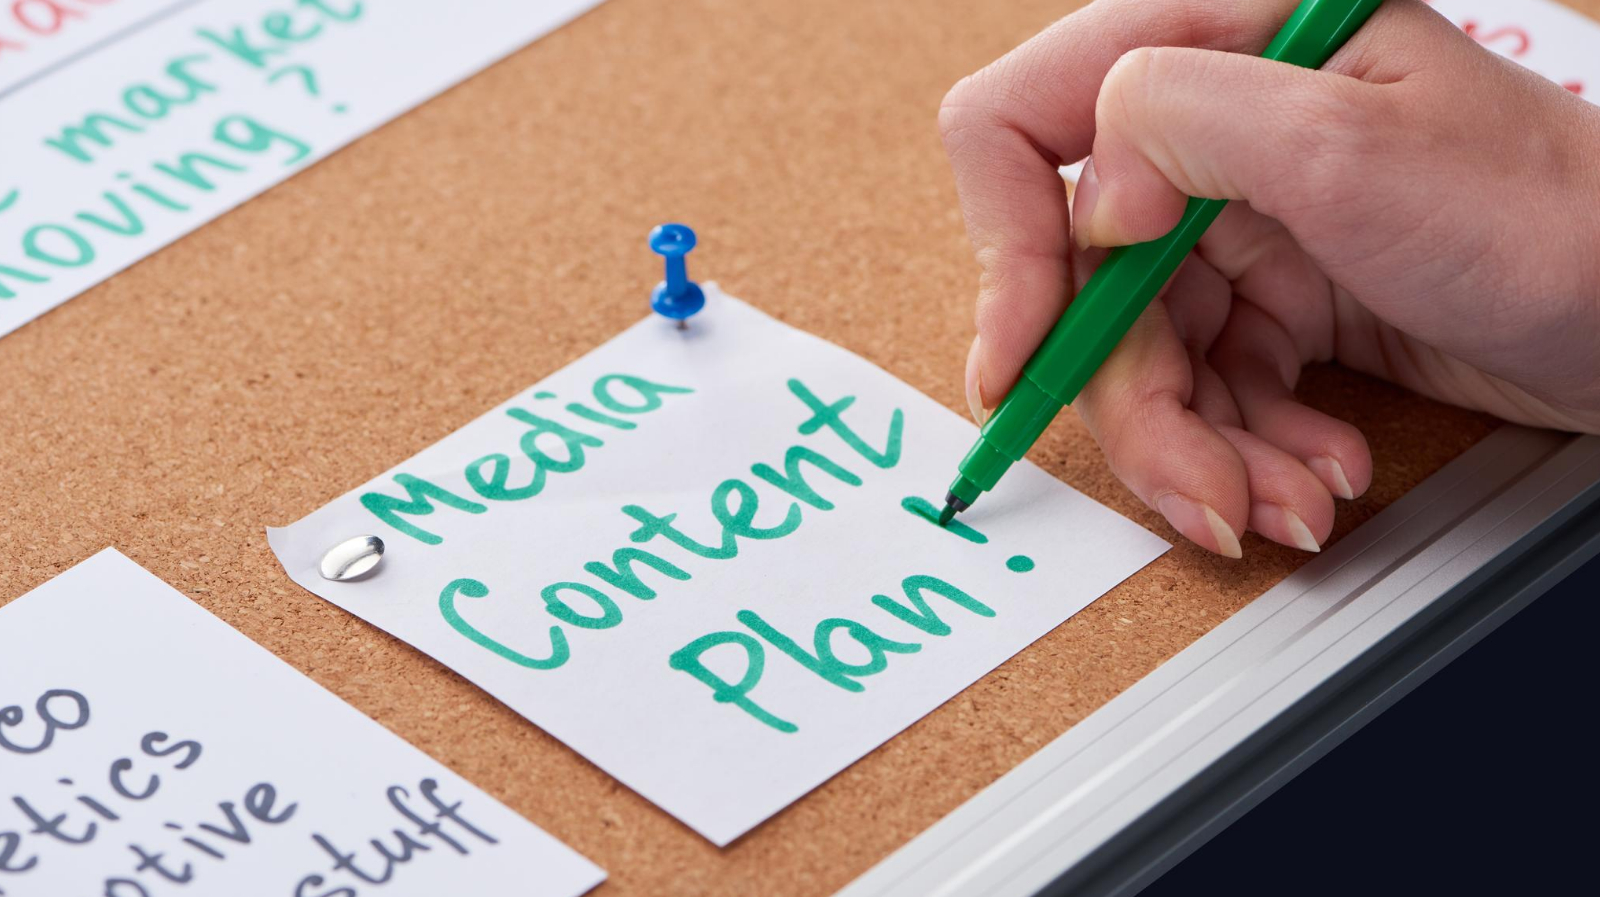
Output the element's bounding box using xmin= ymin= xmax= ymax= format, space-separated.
xmin=0 ymin=0 xmax=118 ymax=62
xmin=1461 ymin=20 xmax=1531 ymax=56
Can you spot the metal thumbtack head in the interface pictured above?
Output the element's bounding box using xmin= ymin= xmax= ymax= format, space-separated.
xmin=649 ymin=223 xmax=705 ymax=329
xmin=319 ymin=535 xmax=385 ymax=582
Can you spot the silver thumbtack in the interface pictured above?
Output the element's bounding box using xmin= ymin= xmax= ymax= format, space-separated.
xmin=319 ymin=535 xmax=385 ymax=582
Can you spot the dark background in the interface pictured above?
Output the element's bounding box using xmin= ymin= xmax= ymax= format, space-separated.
xmin=1146 ymin=551 xmax=1599 ymax=895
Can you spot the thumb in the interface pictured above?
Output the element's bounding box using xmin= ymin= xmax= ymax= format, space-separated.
xmin=1074 ymin=46 xmax=1394 ymax=250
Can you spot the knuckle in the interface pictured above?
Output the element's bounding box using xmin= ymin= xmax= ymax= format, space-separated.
xmin=1096 ymin=47 xmax=1223 ymax=195
xmin=1095 ymin=47 xmax=1156 ymax=135
xmin=939 ymin=48 xmax=1053 ymax=154
xmin=938 ymin=72 xmax=982 ymax=122
xmin=938 ymin=70 xmax=1002 ymax=152
xmin=970 ymin=248 xmax=1065 ymax=319
xmin=971 ymin=264 xmax=1022 ymax=334
xmin=972 ymin=276 xmax=1024 ymax=338
xmin=1095 ymin=387 xmax=1181 ymax=483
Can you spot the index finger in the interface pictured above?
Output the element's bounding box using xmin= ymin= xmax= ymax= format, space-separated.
xmin=940 ymin=0 xmax=1300 ymax=407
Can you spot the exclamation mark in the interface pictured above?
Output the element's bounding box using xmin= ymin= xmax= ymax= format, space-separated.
xmin=901 ymin=496 xmax=1035 ymax=574
xmin=901 ymin=496 xmax=987 ymax=543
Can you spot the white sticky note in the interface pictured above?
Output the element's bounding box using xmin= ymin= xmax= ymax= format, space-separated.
xmin=1432 ymin=0 xmax=1600 ymax=102
xmin=267 ymin=287 xmax=1169 ymax=845
xmin=0 ymin=0 xmax=603 ymax=340
xmin=0 ymin=549 xmax=605 ymax=897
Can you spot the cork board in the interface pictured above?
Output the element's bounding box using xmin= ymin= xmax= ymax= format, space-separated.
xmin=0 ymin=0 xmax=1586 ymax=893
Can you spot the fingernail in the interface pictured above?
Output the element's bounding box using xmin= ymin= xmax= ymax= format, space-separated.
xmin=1157 ymin=493 xmax=1242 ymax=559
xmin=1073 ymin=157 xmax=1100 ymax=252
xmin=964 ymin=336 xmax=988 ymax=425
xmin=1284 ymin=509 xmax=1322 ymax=552
xmin=1310 ymin=455 xmax=1355 ymax=500
xmin=1254 ymin=502 xmax=1322 ymax=553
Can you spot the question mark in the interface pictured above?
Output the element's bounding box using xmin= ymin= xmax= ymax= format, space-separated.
xmin=268 ymin=64 xmax=320 ymax=97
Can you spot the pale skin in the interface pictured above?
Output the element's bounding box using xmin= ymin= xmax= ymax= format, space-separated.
xmin=939 ymin=0 xmax=1600 ymax=557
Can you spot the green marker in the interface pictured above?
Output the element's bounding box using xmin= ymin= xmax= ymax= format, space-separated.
xmin=938 ymin=0 xmax=1385 ymax=527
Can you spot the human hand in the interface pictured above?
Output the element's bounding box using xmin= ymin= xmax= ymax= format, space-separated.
xmin=939 ymin=0 xmax=1600 ymax=557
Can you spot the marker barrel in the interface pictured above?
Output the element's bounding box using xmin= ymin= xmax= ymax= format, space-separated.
xmin=1028 ymin=196 xmax=1226 ymax=405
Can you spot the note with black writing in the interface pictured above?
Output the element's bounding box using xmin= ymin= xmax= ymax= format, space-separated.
xmin=0 ymin=549 xmax=604 ymax=896
xmin=268 ymin=286 xmax=1169 ymax=846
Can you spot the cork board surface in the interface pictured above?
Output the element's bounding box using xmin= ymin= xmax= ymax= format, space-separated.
xmin=1 ymin=0 xmax=1587 ymax=894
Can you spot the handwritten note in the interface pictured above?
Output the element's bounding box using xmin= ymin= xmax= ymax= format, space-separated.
xmin=267 ymin=287 xmax=1169 ymax=845
xmin=0 ymin=549 xmax=604 ymax=896
xmin=0 ymin=0 xmax=602 ymax=340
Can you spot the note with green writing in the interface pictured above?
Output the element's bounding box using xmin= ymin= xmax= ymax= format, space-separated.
xmin=0 ymin=549 xmax=604 ymax=895
xmin=0 ymin=0 xmax=602 ymax=340
xmin=267 ymin=287 xmax=1168 ymax=845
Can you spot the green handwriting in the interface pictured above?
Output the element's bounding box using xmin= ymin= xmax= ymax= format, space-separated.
xmin=441 ymin=376 xmax=904 ymax=676
xmin=900 ymin=495 xmax=988 ymax=543
xmin=2 ymin=115 xmax=313 ymax=300
xmin=439 ymin=578 xmax=569 ymax=670
xmin=671 ymin=573 xmax=987 ymax=733
xmin=360 ymin=374 xmax=694 ymax=544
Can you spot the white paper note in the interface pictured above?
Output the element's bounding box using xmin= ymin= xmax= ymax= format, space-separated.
xmin=0 ymin=0 xmax=603 ymax=340
xmin=0 ymin=549 xmax=605 ymax=897
xmin=267 ymin=287 xmax=1169 ymax=845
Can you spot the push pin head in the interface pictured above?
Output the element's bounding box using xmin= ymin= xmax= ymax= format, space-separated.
xmin=649 ymin=223 xmax=705 ymax=328
xmin=319 ymin=535 xmax=385 ymax=582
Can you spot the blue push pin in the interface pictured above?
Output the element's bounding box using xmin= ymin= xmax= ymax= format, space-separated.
xmin=649 ymin=223 xmax=705 ymax=329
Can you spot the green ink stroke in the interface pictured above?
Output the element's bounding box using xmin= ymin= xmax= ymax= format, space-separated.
xmin=24 ymin=224 xmax=95 ymax=268
xmin=439 ymin=578 xmax=569 ymax=669
xmin=623 ymin=506 xmax=737 ymax=560
xmin=540 ymin=582 xmax=622 ymax=630
xmin=360 ymin=372 xmax=687 ymax=545
xmin=669 ymin=631 xmax=797 ymax=733
xmin=0 ymin=263 xmax=49 ymax=299
xmin=751 ymin=445 xmax=861 ymax=511
xmin=360 ymin=475 xmax=487 ymax=546
xmin=213 ymin=115 xmax=312 ymax=166
xmin=76 ymin=192 xmax=147 ymax=236
xmin=1006 ymin=554 xmax=1036 ymax=573
xmin=466 ymin=452 xmax=545 ymax=501
xmin=900 ymin=496 xmax=988 ymax=544
xmin=713 ymin=478 xmax=802 ymax=541
xmin=592 ymin=373 xmax=694 ymax=415
xmin=736 ymin=610 xmax=921 ymax=693
xmin=788 ymin=378 xmax=903 ymax=468
xmin=583 ymin=548 xmax=690 ymax=600
xmin=506 ymin=407 xmax=604 ymax=472
xmin=871 ymin=574 xmax=995 ymax=636
xmin=565 ymin=403 xmax=636 ymax=431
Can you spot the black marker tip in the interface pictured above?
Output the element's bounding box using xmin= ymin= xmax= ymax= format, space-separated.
xmin=938 ymin=491 xmax=969 ymax=527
